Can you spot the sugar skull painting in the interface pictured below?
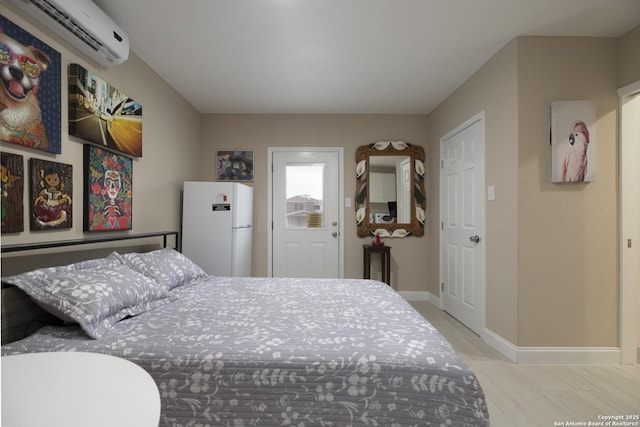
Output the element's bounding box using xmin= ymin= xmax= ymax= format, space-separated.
xmin=29 ymin=158 xmax=72 ymax=230
xmin=84 ymin=144 xmax=132 ymax=231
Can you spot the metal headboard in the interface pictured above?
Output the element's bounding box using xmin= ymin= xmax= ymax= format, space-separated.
xmin=1 ymin=231 xmax=179 ymax=345
xmin=2 ymin=231 xmax=179 ymax=253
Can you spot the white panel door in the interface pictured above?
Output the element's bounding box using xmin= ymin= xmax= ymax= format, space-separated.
xmin=271 ymin=149 xmax=342 ymax=278
xmin=440 ymin=113 xmax=485 ymax=335
xmin=618 ymin=82 xmax=640 ymax=364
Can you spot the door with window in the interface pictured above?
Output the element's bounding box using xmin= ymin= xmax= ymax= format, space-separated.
xmin=269 ymin=148 xmax=343 ymax=278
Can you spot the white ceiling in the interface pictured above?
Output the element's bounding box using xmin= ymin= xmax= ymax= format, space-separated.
xmin=93 ymin=0 xmax=640 ymax=114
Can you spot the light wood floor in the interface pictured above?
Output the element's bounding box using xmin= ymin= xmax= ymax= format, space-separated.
xmin=410 ymin=301 xmax=640 ymax=427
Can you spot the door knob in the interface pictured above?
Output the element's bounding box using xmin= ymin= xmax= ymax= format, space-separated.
xmin=469 ymin=235 xmax=480 ymax=243
xmin=332 ymin=232 xmax=338 ymax=237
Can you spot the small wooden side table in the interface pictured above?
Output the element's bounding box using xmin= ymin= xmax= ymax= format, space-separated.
xmin=363 ymin=244 xmax=392 ymax=286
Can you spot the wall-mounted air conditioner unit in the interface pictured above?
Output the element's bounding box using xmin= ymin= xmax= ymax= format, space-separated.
xmin=10 ymin=0 xmax=129 ymax=66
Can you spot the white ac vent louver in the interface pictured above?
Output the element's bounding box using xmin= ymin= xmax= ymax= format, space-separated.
xmin=10 ymin=0 xmax=129 ymax=66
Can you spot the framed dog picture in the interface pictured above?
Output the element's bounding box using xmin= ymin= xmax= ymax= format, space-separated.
xmin=1 ymin=152 xmax=24 ymax=233
xmin=29 ymin=158 xmax=72 ymax=231
xmin=69 ymin=63 xmax=143 ymax=157
xmin=0 ymin=16 xmax=61 ymax=154
xmin=216 ymin=150 xmax=254 ymax=181
xmin=551 ymin=100 xmax=596 ymax=183
xmin=84 ymin=144 xmax=133 ymax=231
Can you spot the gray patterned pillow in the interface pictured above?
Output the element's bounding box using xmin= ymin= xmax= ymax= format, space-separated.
xmin=120 ymin=248 xmax=208 ymax=290
xmin=4 ymin=251 xmax=125 ymax=324
xmin=2 ymin=252 xmax=124 ymax=323
xmin=3 ymin=263 xmax=171 ymax=339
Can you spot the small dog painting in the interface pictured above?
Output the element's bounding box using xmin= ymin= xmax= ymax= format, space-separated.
xmin=551 ymin=100 xmax=596 ymax=183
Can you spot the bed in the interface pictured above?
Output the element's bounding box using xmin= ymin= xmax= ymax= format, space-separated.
xmin=1 ymin=246 xmax=490 ymax=426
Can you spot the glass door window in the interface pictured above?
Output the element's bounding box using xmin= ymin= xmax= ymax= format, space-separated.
xmin=285 ymin=163 xmax=325 ymax=229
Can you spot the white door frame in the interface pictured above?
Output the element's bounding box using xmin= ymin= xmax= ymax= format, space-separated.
xmin=618 ymin=80 xmax=640 ymax=364
xmin=267 ymin=147 xmax=344 ymax=278
xmin=439 ymin=111 xmax=486 ymax=338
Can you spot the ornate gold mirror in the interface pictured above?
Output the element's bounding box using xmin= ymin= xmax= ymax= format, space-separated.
xmin=355 ymin=141 xmax=425 ymax=237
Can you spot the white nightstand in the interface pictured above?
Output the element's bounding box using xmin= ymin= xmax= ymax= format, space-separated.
xmin=1 ymin=352 xmax=161 ymax=427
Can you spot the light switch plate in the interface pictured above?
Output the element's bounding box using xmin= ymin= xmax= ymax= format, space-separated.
xmin=487 ymin=185 xmax=495 ymax=201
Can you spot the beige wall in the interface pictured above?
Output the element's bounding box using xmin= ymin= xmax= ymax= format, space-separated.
xmin=618 ymin=26 xmax=640 ymax=88
xmin=0 ymin=5 xmax=202 ymax=252
xmin=427 ymin=40 xmax=520 ymax=343
xmin=199 ymin=114 xmax=431 ymax=290
xmin=429 ymin=35 xmax=631 ymax=348
xmin=517 ymin=37 xmax=619 ymax=347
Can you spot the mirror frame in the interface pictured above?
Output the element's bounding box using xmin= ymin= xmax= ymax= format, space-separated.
xmin=355 ymin=141 xmax=426 ymax=238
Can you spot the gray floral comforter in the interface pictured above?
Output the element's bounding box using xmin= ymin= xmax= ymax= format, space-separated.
xmin=2 ymin=277 xmax=489 ymax=426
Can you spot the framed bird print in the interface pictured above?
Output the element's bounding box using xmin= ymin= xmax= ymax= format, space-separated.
xmin=551 ymin=100 xmax=596 ymax=183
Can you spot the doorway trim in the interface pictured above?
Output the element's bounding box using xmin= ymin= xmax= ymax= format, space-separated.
xmin=267 ymin=147 xmax=344 ymax=278
xmin=439 ymin=111 xmax=486 ymax=338
xmin=618 ymin=80 xmax=640 ymax=364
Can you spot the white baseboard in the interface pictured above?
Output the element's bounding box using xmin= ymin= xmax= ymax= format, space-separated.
xmin=483 ymin=328 xmax=518 ymax=362
xmin=399 ymin=291 xmax=439 ymax=306
xmin=484 ymin=328 xmax=621 ymax=364
xmin=402 ymin=294 xmax=622 ymax=364
xmin=515 ymin=347 xmax=621 ymax=364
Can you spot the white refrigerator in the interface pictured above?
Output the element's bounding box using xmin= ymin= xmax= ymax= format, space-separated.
xmin=182 ymin=181 xmax=253 ymax=276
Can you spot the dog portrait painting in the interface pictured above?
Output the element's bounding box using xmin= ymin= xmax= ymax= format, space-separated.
xmin=0 ymin=15 xmax=61 ymax=154
xmin=551 ymin=100 xmax=596 ymax=183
